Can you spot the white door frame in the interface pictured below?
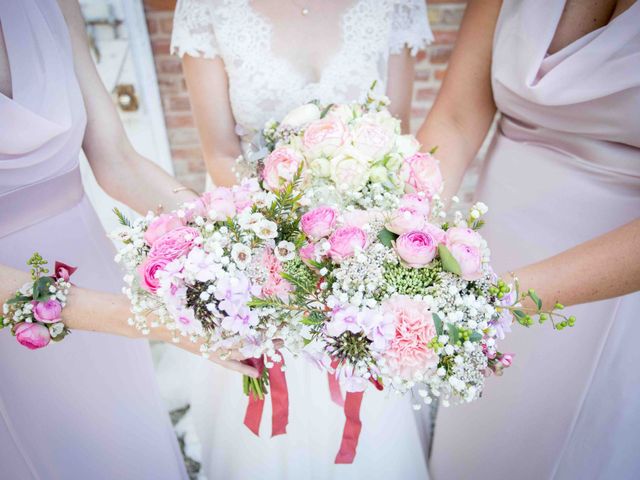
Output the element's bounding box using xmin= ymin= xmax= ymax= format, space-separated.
xmin=119 ymin=0 xmax=173 ymax=175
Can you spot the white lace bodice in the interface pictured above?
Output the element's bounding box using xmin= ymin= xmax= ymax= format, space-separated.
xmin=171 ymin=0 xmax=432 ymax=138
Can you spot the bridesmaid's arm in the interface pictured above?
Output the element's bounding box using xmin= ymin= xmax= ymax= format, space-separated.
xmin=0 ymin=264 xmax=259 ymax=376
xmin=508 ymin=219 xmax=640 ymax=309
xmin=58 ymin=0 xmax=198 ymax=213
xmin=181 ymin=54 xmax=243 ymax=187
xmin=416 ymin=0 xmax=501 ymax=202
xmin=387 ymin=48 xmax=416 ymax=134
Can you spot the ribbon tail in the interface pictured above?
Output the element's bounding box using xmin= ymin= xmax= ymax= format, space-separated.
xmin=328 ymin=372 xmax=344 ymax=407
xmin=243 ymin=391 xmax=265 ymax=436
xmin=268 ymin=355 xmax=289 ymax=437
xmin=334 ymin=391 xmax=364 ymax=464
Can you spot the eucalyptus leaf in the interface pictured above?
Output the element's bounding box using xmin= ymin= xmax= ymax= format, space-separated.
xmin=469 ymin=331 xmax=483 ymax=343
xmin=438 ymin=245 xmax=462 ymax=276
xmin=447 ymin=323 xmax=460 ymax=344
xmin=530 ymin=291 xmax=542 ymax=310
xmin=432 ymin=313 xmax=443 ymax=336
xmin=377 ymin=228 xmax=398 ymax=248
xmin=32 ymin=277 xmax=53 ymax=302
xmin=6 ymin=295 xmax=31 ymax=305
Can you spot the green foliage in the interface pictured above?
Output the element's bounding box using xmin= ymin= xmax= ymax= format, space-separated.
xmin=377 ymin=228 xmax=398 ymax=248
xmin=433 ymin=313 xmax=443 ymax=336
xmin=26 ymin=252 xmax=49 ymax=280
xmin=320 ymin=103 xmax=334 ymax=119
xmin=32 ymin=276 xmax=53 ymax=302
xmin=282 ymin=258 xmax=318 ymax=295
xmin=113 ymin=207 xmax=132 ymax=228
xmin=438 ymin=245 xmax=462 ymax=276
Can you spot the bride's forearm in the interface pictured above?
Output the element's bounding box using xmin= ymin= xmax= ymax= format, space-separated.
xmin=205 ymin=152 xmax=240 ymax=187
xmin=508 ymin=219 xmax=640 ymax=309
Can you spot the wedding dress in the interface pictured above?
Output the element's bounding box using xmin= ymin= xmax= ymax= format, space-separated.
xmin=170 ymin=1 xmax=434 ymax=478
xmin=431 ymin=2 xmax=640 ymax=479
xmin=0 ymin=1 xmax=187 ymax=478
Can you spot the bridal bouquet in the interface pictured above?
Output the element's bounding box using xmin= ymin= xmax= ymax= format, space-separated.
xmin=111 ymin=178 xmax=306 ymax=409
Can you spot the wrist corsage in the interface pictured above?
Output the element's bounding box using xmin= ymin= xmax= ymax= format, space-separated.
xmin=1 ymin=253 xmax=76 ymax=350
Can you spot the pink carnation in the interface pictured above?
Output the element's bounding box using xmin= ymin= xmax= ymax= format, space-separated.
xmin=381 ymin=296 xmax=438 ymax=379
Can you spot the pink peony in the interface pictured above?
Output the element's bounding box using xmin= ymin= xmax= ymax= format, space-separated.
xmin=399 ymin=193 xmax=431 ymax=217
xmin=381 ymin=296 xmax=438 ymax=379
xmin=328 ymin=226 xmax=367 ymax=262
xmin=205 ymin=187 xmax=237 ymax=221
xmin=302 ymin=116 xmax=348 ymax=158
xmin=14 ymin=322 xmax=51 ymax=350
xmin=445 ymin=227 xmax=484 ymax=281
xmin=351 ymin=121 xmax=394 ymax=160
xmin=400 ymin=152 xmax=443 ymax=198
xmin=385 ymin=207 xmax=426 ymax=235
xmin=144 ymin=214 xmax=184 ymax=246
xmin=148 ymin=226 xmax=199 ymax=261
xmin=138 ymin=256 xmax=171 ymax=293
xmin=300 ymin=206 xmax=337 ymax=240
xmin=394 ymin=231 xmax=438 ymax=268
xmin=262 ymin=147 xmax=303 ymax=191
xmin=32 ymin=299 xmax=62 ymax=324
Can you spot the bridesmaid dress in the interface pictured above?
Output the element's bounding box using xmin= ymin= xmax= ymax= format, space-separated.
xmin=0 ymin=1 xmax=187 ymax=478
xmin=431 ymin=2 xmax=640 ymax=479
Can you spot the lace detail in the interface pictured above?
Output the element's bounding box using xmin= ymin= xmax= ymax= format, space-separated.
xmin=171 ymin=0 xmax=219 ymax=58
xmin=171 ymin=0 xmax=432 ymax=140
xmin=390 ymin=0 xmax=434 ymax=56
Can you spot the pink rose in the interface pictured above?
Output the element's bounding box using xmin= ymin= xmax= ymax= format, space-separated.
xmin=399 ymin=193 xmax=431 ymax=217
xmin=342 ymin=209 xmax=384 ymax=229
xmin=14 ymin=322 xmax=51 ymax=350
xmin=385 ymin=207 xmax=425 ymax=235
xmin=351 ymin=122 xmax=394 ymax=160
xmin=394 ymin=231 xmax=438 ymax=268
xmin=422 ymin=223 xmax=446 ymax=244
xmin=445 ymin=227 xmax=483 ymax=280
xmin=137 ymin=256 xmax=171 ymax=293
xmin=382 ymin=296 xmax=438 ymax=379
xmin=328 ymin=226 xmax=367 ymax=262
xmin=149 ymin=226 xmax=199 ymax=260
xmin=299 ymin=243 xmax=318 ymax=267
xmin=300 ymin=206 xmax=337 ymax=240
xmin=232 ymin=179 xmax=259 ymax=213
xmin=32 ymin=299 xmax=62 ymax=324
xmin=302 ymin=117 xmax=348 ymax=158
xmin=262 ymin=147 xmax=304 ymax=191
xmin=206 ymin=187 xmax=237 ymax=221
xmin=144 ymin=214 xmax=184 ymax=246
xmin=400 ymin=152 xmax=443 ymax=199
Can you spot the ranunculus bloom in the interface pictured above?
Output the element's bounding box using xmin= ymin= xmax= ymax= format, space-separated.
xmin=385 ymin=207 xmax=425 ymax=235
xmin=381 ymin=296 xmax=438 ymax=379
xmin=328 ymin=226 xmax=367 ymax=262
xmin=445 ymin=227 xmax=484 ymax=280
xmin=14 ymin=322 xmax=51 ymax=350
xmin=281 ymin=103 xmax=321 ymax=127
xmin=399 ymin=193 xmax=431 ymax=217
xmin=303 ymin=116 xmax=348 ymax=158
xmin=144 ymin=214 xmax=184 ymax=246
xmin=262 ymin=147 xmax=303 ymax=191
xmin=32 ymin=299 xmax=62 ymax=324
xmin=329 ymin=147 xmax=370 ymax=192
xmin=148 ymin=226 xmax=199 ymax=261
xmin=395 ymin=231 xmax=438 ymax=268
xmin=138 ymin=256 xmax=171 ymax=293
xmin=422 ymin=222 xmax=446 ymax=244
xmin=400 ymin=152 xmax=443 ymax=199
xmin=205 ymin=187 xmax=237 ymax=221
xmin=300 ymin=206 xmax=337 ymax=240
xmin=351 ymin=121 xmax=394 ymax=160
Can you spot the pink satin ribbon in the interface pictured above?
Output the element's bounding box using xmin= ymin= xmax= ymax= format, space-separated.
xmin=334 ymin=391 xmax=364 ymax=464
xmin=243 ymin=354 xmax=289 ymax=437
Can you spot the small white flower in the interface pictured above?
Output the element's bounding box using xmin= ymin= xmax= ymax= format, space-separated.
xmin=275 ymin=241 xmax=295 ymax=262
xmin=253 ymin=219 xmax=278 ymax=239
xmin=231 ymin=244 xmax=252 ymax=269
xmin=49 ymin=322 xmax=65 ymax=338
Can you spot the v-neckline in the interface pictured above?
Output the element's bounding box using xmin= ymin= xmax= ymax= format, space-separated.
xmin=0 ymin=18 xmax=15 ymax=102
xmin=544 ymin=0 xmax=638 ymax=60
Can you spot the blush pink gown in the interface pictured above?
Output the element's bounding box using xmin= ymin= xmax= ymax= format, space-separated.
xmin=0 ymin=1 xmax=187 ymax=478
xmin=431 ymin=2 xmax=640 ymax=479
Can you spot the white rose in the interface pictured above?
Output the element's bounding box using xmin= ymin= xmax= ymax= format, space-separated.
xmin=395 ymin=134 xmax=421 ymax=158
xmin=368 ymin=164 xmax=389 ymax=183
xmin=351 ymin=121 xmax=394 ymax=161
xmin=281 ymin=103 xmax=321 ymax=128
xmin=308 ymin=156 xmax=331 ymax=178
xmin=330 ymin=147 xmax=371 ymax=192
xmin=327 ymin=104 xmax=356 ymax=124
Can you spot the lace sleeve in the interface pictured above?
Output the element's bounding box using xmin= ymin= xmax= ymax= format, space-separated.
xmin=389 ymin=0 xmax=434 ymax=56
xmin=170 ymin=0 xmax=219 ymax=59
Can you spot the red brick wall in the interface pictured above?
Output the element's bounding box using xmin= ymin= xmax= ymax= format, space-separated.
xmin=144 ymin=1 xmax=469 ymax=194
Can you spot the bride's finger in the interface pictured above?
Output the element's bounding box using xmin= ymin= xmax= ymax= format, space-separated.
xmin=212 ymin=358 xmax=259 ymax=377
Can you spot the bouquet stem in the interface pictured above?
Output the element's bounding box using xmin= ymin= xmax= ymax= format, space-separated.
xmin=243 ymin=368 xmax=269 ymax=400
